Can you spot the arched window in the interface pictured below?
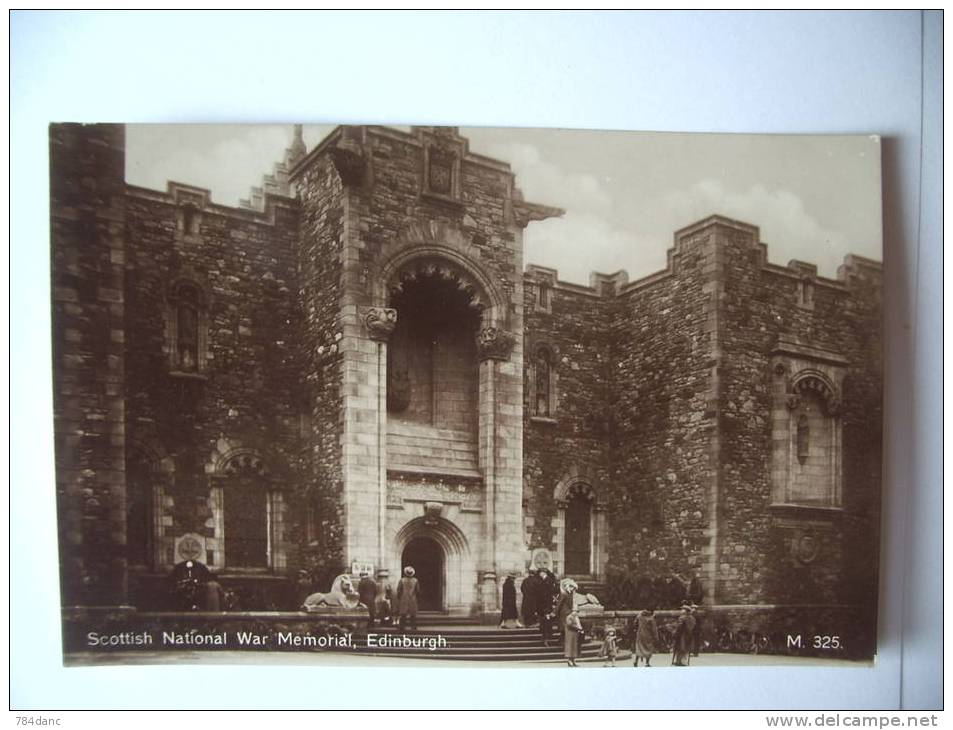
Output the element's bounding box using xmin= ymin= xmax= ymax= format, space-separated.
xmin=166 ymin=279 xmax=208 ymax=374
xmin=176 ymin=284 xmax=200 ymax=371
xmin=531 ymin=345 xmax=557 ymax=419
xmin=536 ymin=348 xmax=552 ymax=417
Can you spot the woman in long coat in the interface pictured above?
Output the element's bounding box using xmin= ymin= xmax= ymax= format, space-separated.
xmin=672 ymin=604 xmax=696 ymax=666
xmin=555 ymin=579 xmax=577 ymax=636
xmin=396 ymin=566 xmax=419 ymax=631
xmin=499 ymin=575 xmax=521 ymax=628
xmin=633 ymin=609 xmax=660 ymax=667
xmin=564 ymin=609 xmax=584 ymax=667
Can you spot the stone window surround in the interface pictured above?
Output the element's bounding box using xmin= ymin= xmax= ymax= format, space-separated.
xmin=770 ymin=343 xmax=846 ymax=511
xmin=164 ymin=276 xmax=210 ymax=377
xmin=528 ymin=341 xmax=559 ymax=423
xmin=208 ymin=450 xmax=287 ymax=573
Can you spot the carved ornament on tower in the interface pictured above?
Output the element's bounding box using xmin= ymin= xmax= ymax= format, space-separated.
xmin=476 ymin=326 xmax=516 ymax=362
xmin=360 ymin=306 xmax=398 ymax=341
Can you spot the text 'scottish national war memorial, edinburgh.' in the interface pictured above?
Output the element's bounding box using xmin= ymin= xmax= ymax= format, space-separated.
xmin=50 ymin=124 xmax=883 ymax=664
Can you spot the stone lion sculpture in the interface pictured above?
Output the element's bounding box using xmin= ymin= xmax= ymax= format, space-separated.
xmin=560 ymin=577 xmax=604 ymax=613
xmin=301 ymin=573 xmax=362 ymax=611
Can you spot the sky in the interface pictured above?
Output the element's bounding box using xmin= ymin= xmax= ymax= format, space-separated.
xmin=126 ymin=124 xmax=882 ymax=285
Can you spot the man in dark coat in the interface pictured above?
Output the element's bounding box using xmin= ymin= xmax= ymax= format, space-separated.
xmin=536 ymin=569 xmax=558 ymax=644
xmin=357 ymin=570 xmax=378 ymax=628
xmin=520 ymin=569 xmax=542 ymax=627
xmin=500 ymin=574 xmax=521 ymax=628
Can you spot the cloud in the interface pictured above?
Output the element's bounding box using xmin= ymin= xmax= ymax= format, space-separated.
xmin=127 ymin=126 xmax=292 ymax=205
xmin=486 ymin=141 xmax=655 ymax=284
xmin=526 ymin=213 xmax=665 ymax=285
xmin=483 ymin=141 xmax=613 ymax=218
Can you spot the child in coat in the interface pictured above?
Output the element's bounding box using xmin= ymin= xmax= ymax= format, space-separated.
xmin=600 ymin=626 xmax=620 ymax=667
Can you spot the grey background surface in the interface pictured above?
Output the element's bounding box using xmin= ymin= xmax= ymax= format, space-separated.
xmin=10 ymin=10 xmax=942 ymax=710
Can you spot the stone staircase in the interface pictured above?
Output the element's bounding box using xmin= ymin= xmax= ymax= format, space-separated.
xmin=387 ymin=421 xmax=480 ymax=477
xmin=352 ymin=624 xmax=606 ymax=663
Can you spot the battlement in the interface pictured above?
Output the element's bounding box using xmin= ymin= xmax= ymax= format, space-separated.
xmin=239 ymin=125 xmax=307 ymax=211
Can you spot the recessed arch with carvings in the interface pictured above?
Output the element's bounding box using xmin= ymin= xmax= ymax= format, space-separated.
xmin=374 ymin=239 xmax=508 ymax=330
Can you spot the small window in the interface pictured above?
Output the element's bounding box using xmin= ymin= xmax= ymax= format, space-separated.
xmin=180 ymin=204 xmax=201 ymax=236
xmin=532 ymin=345 xmax=557 ymax=418
xmin=798 ymin=278 xmax=815 ymax=309
xmin=167 ymin=280 xmax=207 ymax=374
xmin=538 ymin=283 xmax=550 ymax=309
xmin=176 ymin=285 xmax=200 ymax=371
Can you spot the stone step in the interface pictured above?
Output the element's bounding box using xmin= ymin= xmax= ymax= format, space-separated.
xmin=348 ymin=627 xmax=604 ymax=662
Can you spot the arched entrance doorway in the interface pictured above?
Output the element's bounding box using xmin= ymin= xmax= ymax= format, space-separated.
xmin=401 ymin=536 xmax=444 ymax=611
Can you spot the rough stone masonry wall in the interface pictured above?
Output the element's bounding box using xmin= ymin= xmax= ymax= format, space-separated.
xmin=607 ymin=231 xmax=719 ymax=599
xmin=716 ymin=221 xmax=882 ymax=607
xmin=122 ymin=182 xmax=303 ymax=593
xmin=521 ymin=279 xmax=613 ymax=576
xmin=51 ymin=123 xmax=129 ymax=606
xmin=294 ymin=153 xmax=348 ymax=583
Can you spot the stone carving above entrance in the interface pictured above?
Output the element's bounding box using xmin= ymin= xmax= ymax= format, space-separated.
xmin=476 ymin=326 xmax=516 ymax=361
xmin=359 ymin=306 xmax=397 ymax=341
xmin=792 ymin=374 xmax=840 ymax=417
xmin=388 ymin=258 xmax=486 ymax=313
xmin=423 ymin=501 xmax=443 ymax=525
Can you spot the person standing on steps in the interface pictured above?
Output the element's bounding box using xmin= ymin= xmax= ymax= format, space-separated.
xmin=397 ymin=566 xmax=419 ymax=631
xmin=357 ymin=569 xmax=377 ymax=628
xmin=564 ymin=608 xmax=584 ymax=667
xmin=555 ymin=578 xmax=578 ymax=639
xmin=374 ymin=569 xmax=394 ymax=626
xmin=520 ymin=568 xmax=541 ymax=627
xmin=537 ymin=568 xmax=558 ymax=643
xmin=500 ymin=573 xmax=522 ymax=628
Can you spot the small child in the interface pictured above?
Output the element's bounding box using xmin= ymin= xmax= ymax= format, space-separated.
xmin=600 ymin=626 xmax=620 ymax=667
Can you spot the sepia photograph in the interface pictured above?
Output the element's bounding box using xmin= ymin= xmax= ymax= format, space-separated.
xmin=50 ymin=122 xmax=883 ymax=670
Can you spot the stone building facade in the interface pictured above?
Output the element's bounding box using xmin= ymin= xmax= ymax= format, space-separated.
xmin=51 ymin=124 xmax=882 ymax=623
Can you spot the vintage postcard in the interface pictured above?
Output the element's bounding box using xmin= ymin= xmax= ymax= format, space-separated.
xmin=50 ymin=124 xmax=883 ymax=668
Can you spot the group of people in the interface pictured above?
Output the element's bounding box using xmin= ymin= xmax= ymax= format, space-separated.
xmin=603 ymin=602 xmax=702 ymax=668
xmin=500 ymin=569 xmax=592 ymax=667
xmin=354 ymin=565 xmax=421 ymax=631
